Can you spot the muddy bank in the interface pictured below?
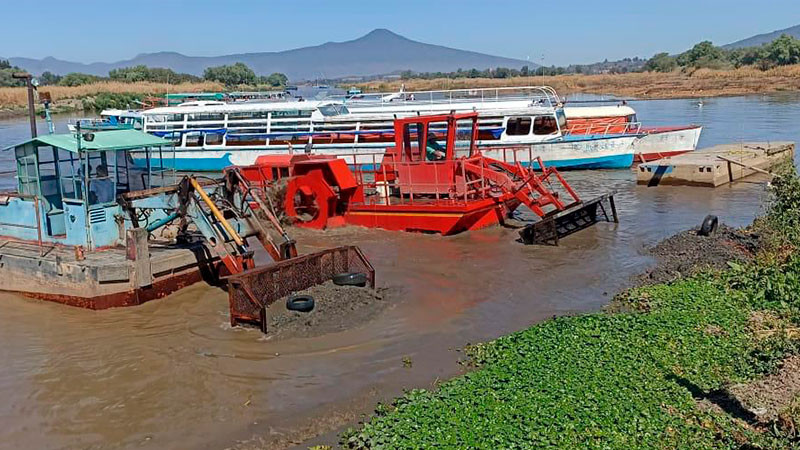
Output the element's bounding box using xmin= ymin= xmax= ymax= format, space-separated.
xmin=632 ymin=223 xmax=761 ymax=287
xmin=264 ymin=282 xmax=394 ymax=340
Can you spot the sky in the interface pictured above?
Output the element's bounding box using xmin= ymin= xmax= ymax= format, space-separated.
xmin=1 ymin=0 xmax=799 ymax=66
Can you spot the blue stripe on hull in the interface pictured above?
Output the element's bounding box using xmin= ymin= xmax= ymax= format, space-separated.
xmin=136 ymin=152 xmax=633 ymax=172
xmin=531 ymin=153 xmax=634 ymax=170
xmin=133 ymin=155 xmax=234 ymax=172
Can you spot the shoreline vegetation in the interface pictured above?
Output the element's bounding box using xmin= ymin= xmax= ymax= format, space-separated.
xmin=338 ymin=166 xmax=800 ymax=449
xmin=355 ymin=64 xmax=800 ymax=100
xmin=0 ymin=81 xmax=223 ymax=119
xmin=1 ymin=65 xmax=799 ymax=120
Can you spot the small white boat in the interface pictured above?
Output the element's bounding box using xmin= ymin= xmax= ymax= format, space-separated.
xmin=563 ymin=104 xmax=702 ymax=162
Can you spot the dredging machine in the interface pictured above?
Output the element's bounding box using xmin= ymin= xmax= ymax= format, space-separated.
xmin=238 ymin=112 xmax=618 ymax=244
xmin=0 ymin=129 xmax=373 ymax=333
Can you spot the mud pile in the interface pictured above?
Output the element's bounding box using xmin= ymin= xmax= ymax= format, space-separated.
xmin=265 ymin=281 xmax=391 ymax=340
xmin=635 ymin=224 xmax=762 ymax=286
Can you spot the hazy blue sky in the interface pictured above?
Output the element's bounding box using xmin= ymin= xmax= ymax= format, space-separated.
xmin=2 ymin=0 xmax=798 ymax=66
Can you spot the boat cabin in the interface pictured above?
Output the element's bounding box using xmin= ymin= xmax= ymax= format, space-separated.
xmin=1 ymin=130 xmax=174 ymax=250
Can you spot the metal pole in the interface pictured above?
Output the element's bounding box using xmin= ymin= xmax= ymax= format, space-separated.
xmin=12 ymin=73 xmax=37 ymax=138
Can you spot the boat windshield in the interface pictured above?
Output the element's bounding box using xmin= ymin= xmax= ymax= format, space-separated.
xmin=317 ymin=104 xmax=350 ymax=117
xmin=556 ymin=109 xmax=567 ymax=130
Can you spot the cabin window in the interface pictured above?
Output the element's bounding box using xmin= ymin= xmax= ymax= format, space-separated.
xmin=87 ymin=151 xmax=117 ymax=206
xmin=16 ymin=144 xmax=39 ymax=196
xmin=189 ymin=113 xmax=224 ymax=122
xmin=627 ymin=114 xmax=637 ymax=123
xmin=506 ymin=117 xmax=532 ymax=136
xmin=205 ymin=132 xmax=223 ymax=146
xmin=425 ymin=121 xmax=448 ymax=161
xmin=167 ymin=114 xmax=184 ymax=122
xmin=185 ymin=133 xmax=204 ymax=147
xmin=533 ymin=116 xmax=559 ymax=135
xmin=455 ymin=118 xmax=477 ymax=157
xmin=402 ymin=122 xmax=425 ymax=162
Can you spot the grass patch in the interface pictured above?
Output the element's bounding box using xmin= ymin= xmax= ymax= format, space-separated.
xmin=342 ymin=170 xmax=800 ymax=449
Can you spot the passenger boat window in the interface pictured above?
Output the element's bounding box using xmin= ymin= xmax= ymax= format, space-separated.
xmin=185 ymin=133 xmax=204 ymax=147
xmin=533 ymin=116 xmax=559 ymax=135
xmin=168 ymin=114 xmax=184 ymax=122
xmin=627 ymin=114 xmax=637 ymax=123
xmin=189 ymin=113 xmax=224 ymax=121
xmin=506 ymin=117 xmax=532 ymax=136
xmin=205 ymin=133 xmax=223 ymax=146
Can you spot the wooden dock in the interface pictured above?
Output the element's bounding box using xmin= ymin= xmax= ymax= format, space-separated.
xmin=637 ymin=142 xmax=795 ymax=187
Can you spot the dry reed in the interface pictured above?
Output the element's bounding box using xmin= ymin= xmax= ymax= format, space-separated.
xmin=356 ymin=64 xmax=800 ymax=99
xmin=0 ymin=81 xmax=224 ymax=109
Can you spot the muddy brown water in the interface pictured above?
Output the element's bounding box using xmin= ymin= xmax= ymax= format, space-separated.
xmin=0 ymin=94 xmax=797 ymax=449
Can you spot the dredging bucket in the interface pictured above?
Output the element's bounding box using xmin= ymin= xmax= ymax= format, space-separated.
xmin=519 ymin=192 xmax=618 ymax=245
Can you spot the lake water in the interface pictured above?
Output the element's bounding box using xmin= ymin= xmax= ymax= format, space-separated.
xmin=0 ymin=93 xmax=798 ymax=449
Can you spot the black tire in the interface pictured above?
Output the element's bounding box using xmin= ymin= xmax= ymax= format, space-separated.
xmin=286 ymin=294 xmax=315 ymax=312
xmin=332 ymin=272 xmax=368 ymax=287
xmin=698 ymin=214 xmax=719 ymax=237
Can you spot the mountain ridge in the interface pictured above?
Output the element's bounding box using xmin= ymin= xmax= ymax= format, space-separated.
xmin=723 ymin=24 xmax=800 ymax=49
xmin=3 ymin=29 xmax=532 ymax=80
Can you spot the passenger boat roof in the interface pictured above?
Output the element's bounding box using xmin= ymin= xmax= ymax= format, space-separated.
xmin=142 ymin=100 xmax=338 ymax=116
xmin=6 ymin=129 xmax=171 ymax=153
xmin=563 ymin=105 xmax=636 ymax=118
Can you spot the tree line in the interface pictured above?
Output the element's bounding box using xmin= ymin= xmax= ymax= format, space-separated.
xmin=0 ymin=60 xmax=289 ymax=88
xmin=400 ymin=34 xmax=800 ymax=80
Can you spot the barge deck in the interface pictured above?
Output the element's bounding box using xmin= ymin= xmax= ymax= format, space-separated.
xmin=0 ymin=237 xmax=216 ymax=309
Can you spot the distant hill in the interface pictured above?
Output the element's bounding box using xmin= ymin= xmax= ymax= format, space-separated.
xmin=723 ymin=24 xmax=800 ymax=48
xmin=3 ymin=29 xmax=532 ymax=81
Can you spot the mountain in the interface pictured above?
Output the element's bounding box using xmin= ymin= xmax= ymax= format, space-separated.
xmin=3 ymin=29 xmax=532 ymax=80
xmin=723 ymin=24 xmax=800 ymax=49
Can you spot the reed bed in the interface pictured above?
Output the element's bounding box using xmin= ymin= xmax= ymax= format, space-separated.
xmin=356 ymin=64 xmax=800 ymax=99
xmin=0 ymin=81 xmax=224 ymax=109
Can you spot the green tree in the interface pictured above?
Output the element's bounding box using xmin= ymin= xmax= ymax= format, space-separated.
xmin=38 ymin=71 xmax=62 ymax=85
xmin=643 ymin=52 xmax=678 ymax=72
xmin=203 ymin=62 xmax=256 ymax=86
xmin=58 ymin=72 xmax=101 ymax=86
xmin=264 ymin=72 xmax=288 ymax=87
xmin=0 ymin=59 xmax=11 ymax=70
xmin=766 ymin=34 xmax=800 ymax=66
xmin=676 ymin=41 xmax=726 ymax=68
xmin=109 ymin=65 xmax=148 ymax=82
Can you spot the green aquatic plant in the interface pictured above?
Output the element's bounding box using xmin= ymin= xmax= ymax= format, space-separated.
xmin=343 ymin=169 xmax=800 ymax=449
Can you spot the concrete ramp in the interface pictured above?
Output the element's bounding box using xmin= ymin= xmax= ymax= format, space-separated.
xmin=637 ymin=142 xmax=795 ymax=187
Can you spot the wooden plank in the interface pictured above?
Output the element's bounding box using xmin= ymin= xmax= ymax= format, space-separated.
xmin=126 ymin=228 xmax=152 ymax=288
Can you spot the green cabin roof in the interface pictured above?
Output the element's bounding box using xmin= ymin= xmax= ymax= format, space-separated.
xmin=7 ymin=129 xmax=171 ymax=153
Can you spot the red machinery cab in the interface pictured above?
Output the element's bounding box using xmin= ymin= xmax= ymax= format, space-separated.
xmin=382 ymin=112 xmax=479 ymax=197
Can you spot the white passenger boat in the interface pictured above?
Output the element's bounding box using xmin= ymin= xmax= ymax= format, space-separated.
xmin=138 ymin=88 xmax=638 ymax=171
xmin=346 ymin=86 xmax=701 ymax=163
